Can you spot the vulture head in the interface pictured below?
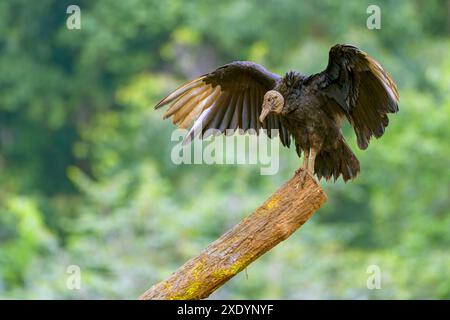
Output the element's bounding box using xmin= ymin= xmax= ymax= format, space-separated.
xmin=259 ymin=90 xmax=284 ymax=123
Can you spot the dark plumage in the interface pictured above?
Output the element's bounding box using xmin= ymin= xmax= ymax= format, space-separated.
xmin=155 ymin=44 xmax=399 ymax=182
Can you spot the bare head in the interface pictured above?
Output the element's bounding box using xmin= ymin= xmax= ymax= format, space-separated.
xmin=259 ymin=90 xmax=284 ymax=123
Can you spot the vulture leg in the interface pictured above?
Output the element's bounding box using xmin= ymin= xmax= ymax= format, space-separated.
xmin=301 ymin=148 xmax=309 ymax=171
xmin=308 ymin=147 xmax=317 ymax=175
xmin=307 ymin=147 xmax=320 ymax=185
xmin=296 ymin=148 xmax=319 ymax=189
xmin=296 ymin=148 xmax=310 ymax=189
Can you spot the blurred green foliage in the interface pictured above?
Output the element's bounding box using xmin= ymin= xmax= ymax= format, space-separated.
xmin=0 ymin=0 xmax=449 ymax=299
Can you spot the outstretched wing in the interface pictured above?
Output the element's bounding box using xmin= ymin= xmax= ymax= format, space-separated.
xmin=155 ymin=61 xmax=291 ymax=146
xmin=318 ymin=44 xmax=399 ymax=149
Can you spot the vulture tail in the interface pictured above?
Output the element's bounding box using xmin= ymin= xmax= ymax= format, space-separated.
xmin=314 ymin=139 xmax=360 ymax=182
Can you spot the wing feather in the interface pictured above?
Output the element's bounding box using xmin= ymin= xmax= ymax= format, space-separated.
xmin=156 ymin=61 xmax=290 ymax=147
xmin=156 ymin=77 xmax=206 ymax=109
xmin=319 ymin=44 xmax=399 ymax=149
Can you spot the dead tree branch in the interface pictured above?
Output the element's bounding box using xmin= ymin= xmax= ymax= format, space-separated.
xmin=139 ymin=170 xmax=327 ymax=300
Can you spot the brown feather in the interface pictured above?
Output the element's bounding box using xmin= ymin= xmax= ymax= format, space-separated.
xmin=172 ymin=88 xmax=210 ymax=124
xmin=178 ymin=86 xmax=214 ymax=129
xmin=156 ymin=77 xmax=206 ymax=109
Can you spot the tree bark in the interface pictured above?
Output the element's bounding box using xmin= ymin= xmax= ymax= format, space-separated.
xmin=139 ymin=170 xmax=327 ymax=300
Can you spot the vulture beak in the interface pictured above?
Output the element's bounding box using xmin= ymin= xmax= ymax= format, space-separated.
xmin=259 ymin=107 xmax=270 ymax=123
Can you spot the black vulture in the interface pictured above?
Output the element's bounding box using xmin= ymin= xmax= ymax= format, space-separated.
xmin=155 ymin=44 xmax=399 ymax=183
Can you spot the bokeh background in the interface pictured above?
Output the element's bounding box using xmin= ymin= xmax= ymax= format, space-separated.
xmin=0 ymin=0 xmax=449 ymax=299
